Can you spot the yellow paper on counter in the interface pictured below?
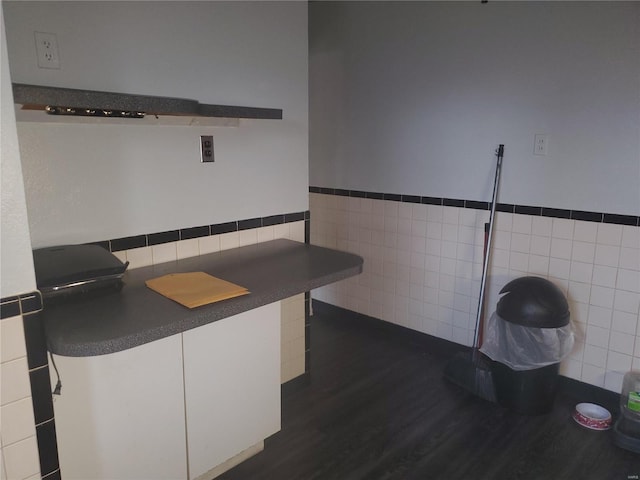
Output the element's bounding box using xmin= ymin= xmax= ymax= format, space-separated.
xmin=145 ymin=272 xmax=249 ymax=309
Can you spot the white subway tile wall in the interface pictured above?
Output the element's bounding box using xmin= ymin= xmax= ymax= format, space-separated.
xmin=119 ymin=221 xmax=307 ymax=385
xmin=151 ymin=242 xmax=178 ymax=265
xmin=281 ymin=294 xmax=306 ymax=383
xmin=310 ymin=193 xmax=640 ymax=393
xmin=177 ymin=238 xmax=200 ymax=261
xmin=0 ymin=316 xmax=40 ymax=480
xmin=2 ymin=437 xmax=40 ymax=480
xmin=238 ymin=228 xmax=258 ymax=247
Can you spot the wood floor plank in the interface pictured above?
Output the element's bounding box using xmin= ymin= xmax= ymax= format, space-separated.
xmin=218 ymin=302 xmax=640 ymax=480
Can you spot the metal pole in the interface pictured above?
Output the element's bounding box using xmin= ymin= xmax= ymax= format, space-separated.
xmin=472 ymin=144 xmax=504 ymax=351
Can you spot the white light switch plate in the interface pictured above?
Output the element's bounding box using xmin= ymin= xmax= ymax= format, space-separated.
xmin=200 ymin=135 xmax=214 ymax=163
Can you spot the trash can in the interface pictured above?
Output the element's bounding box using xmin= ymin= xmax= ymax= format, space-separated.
xmin=480 ymin=276 xmax=574 ymax=415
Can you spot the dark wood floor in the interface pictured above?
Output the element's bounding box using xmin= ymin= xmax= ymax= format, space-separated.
xmin=219 ymin=302 xmax=639 ymax=480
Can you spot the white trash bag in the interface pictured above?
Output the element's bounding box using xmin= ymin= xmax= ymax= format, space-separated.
xmin=480 ymin=312 xmax=575 ymax=371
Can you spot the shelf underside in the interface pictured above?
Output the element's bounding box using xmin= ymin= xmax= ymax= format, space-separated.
xmin=12 ymin=83 xmax=283 ymax=121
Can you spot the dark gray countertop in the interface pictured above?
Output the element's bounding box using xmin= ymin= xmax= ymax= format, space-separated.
xmin=13 ymin=83 xmax=283 ymax=119
xmin=43 ymin=239 xmax=363 ymax=357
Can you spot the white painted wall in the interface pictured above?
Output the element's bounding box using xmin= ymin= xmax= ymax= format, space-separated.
xmin=1 ymin=4 xmax=36 ymax=297
xmin=3 ymin=1 xmax=308 ymax=248
xmin=309 ymin=2 xmax=640 ymax=216
xmin=0 ymin=6 xmax=40 ymax=480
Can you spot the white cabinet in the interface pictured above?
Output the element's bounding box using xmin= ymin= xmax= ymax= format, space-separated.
xmin=183 ymin=302 xmax=281 ymax=480
xmin=52 ymin=334 xmax=188 ymax=480
xmin=52 ymin=302 xmax=281 ymax=480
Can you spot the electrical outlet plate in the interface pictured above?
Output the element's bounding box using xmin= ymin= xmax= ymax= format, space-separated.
xmin=35 ymin=32 xmax=60 ymax=69
xmin=200 ymin=135 xmax=214 ymax=163
xmin=534 ymin=134 xmax=549 ymax=156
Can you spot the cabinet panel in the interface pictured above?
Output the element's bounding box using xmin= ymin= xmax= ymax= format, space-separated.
xmin=183 ymin=302 xmax=281 ymax=480
xmin=51 ymin=334 xmax=187 ymax=480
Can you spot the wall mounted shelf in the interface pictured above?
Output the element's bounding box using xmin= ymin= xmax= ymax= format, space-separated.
xmin=12 ymin=83 xmax=283 ymax=124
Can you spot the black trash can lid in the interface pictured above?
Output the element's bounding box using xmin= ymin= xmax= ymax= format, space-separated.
xmin=497 ymin=276 xmax=570 ymax=328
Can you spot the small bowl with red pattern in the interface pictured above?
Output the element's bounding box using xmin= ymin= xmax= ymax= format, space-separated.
xmin=572 ymin=403 xmax=612 ymax=431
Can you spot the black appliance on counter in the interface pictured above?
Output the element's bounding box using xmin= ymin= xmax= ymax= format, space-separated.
xmin=33 ymin=244 xmax=129 ymax=301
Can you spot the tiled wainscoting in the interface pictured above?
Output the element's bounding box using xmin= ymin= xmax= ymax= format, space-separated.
xmin=309 ymin=190 xmax=640 ymax=394
xmin=1 ymin=293 xmax=52 ymax=480
xmin=281 ymin=294 xmax=307 ymax=383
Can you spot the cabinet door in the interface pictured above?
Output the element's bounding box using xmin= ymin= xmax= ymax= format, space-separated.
xmin=51 ymin=334 xmax=187 ymax=480
xmin=183 ymin=302 xmax=281 ymax=480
